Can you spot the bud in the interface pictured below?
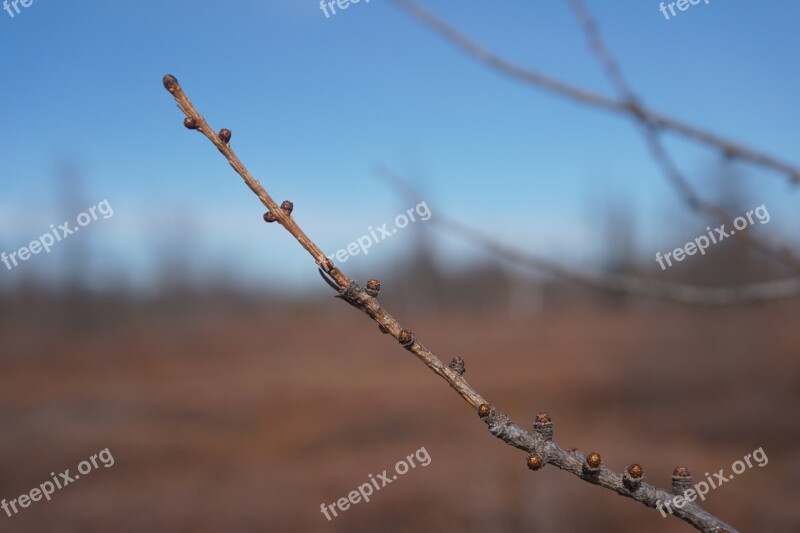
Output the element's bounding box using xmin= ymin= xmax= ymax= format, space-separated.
xmin=526 ymin=454 xmax=544 ymax=471
xmin=448 ymin=357 xmax=466 ymax=376
xmin=398 ymin=329 xmax=415 ymax=347
xmin=162 ymin=74 xmax=179 ymax=94
xmin=366 ymin=279 xmax=381 ymax=297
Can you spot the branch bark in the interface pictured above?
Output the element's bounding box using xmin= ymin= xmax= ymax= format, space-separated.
xmin=162 ymin=74 xmax=738 ymax=532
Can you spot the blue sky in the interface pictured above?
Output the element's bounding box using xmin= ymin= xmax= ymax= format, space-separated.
xmin=1 ymin=0 xmax=798 ymax=290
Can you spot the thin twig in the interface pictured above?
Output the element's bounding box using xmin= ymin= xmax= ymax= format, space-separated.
xmin=388 ymin=0 xmax=800 ymax=185
xmin=162 ymin=74 xmax=738 ymax=533
xmin=564 ymin=0 xmax=800 ymax=272
xmin=377 ymin=165 xmax=800 ymax=306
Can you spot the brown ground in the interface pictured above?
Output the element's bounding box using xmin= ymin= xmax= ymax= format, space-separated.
xmin=0 ymin=301 xmax=798 ymax=532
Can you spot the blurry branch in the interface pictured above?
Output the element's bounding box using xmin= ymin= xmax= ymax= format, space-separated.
xmin=377 ymin=165 xmax=800 ymax=306
xmin=564 ymin=0 xmax=800 ymax=272
xmin=163 ymin=75 xmax=737 ymax=533
xmin=388 ymin=0 xmax=800 ymax=185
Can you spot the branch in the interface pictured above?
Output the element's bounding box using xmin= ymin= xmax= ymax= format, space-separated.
xmin=162 ymin=74 xmax=738 ymax=533
xmin=388 ymin=0 xmax=800 ymax=184
xmin=376 ymin=165 xmax=800 ymax=306
xmin=564 ymin=0 xmax=800 ymax=272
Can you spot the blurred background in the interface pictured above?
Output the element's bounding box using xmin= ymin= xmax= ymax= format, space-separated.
xmin=1 ymin=0 xmax=798 ymax=531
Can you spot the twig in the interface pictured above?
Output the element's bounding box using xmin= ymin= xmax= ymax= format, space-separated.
xmin=377 ymin=165 xmax=800 ymax=306
xmin=162 ymin=74 xmax=738 ymax=532
xmin=564 ymin=0 xmax=800 ymax=272
xmin=388 ymin=0 xmax=800 ymax=185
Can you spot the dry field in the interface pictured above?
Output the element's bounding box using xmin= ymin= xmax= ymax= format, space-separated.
xmin=0 ymin=301 xmax=798 ymax=532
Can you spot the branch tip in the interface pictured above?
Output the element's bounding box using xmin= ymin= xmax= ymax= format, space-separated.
xmin=162 ymin=74 xmax=179 ymax=94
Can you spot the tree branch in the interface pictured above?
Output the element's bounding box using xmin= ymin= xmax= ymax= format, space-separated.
xmin=162 ymin=74 xmax=738 ymax=532
xmin=564 ymin=0 xmax=800 ymax=272
xmin=388 ymin=0 xmax=800 ymax=185
xmin=376 ymin=165 xmax=800 ymax=306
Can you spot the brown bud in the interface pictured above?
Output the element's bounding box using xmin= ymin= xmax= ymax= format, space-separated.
xmin=477 ymin=404 xmax=491 ymax=418
xmin=627 ymin=464 xmax=643 ymax=479
xmin=366 ymin=279 xmax=381 ymax=297
xmin=263 ymin=211 xmax=278 ymax=223
xmin=585 ymin=452 xmax=602 ymax=471
xmin=184 ymin=117 xmax=198 ymax=130
xmin=672 ymin=466 xmax=692 ymax=495
xmin=218 ymin=128 xmax=232 ymax=144
xmin=398 ymin=329 xmax=415 ymax=347
xmin=533 ymin=412 xmax=553 ymax=440
xmin=624 ymin=464 xmax=643 ymax=490
xmin=162 ymin=74 xmax=179 ymax=93
xmin=526 ymin=454 xmax=544 ymax=471
xmin=281 ymin=200 xmax=294 ymax=215
xmin=673 ymin=466 xmax=690 ymax=477
xmin=448 ymin=356 xmax=466 ymax=376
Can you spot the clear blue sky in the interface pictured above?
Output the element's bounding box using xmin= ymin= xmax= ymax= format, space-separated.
xmin=1 ymin=0 xmax=798 ymax=290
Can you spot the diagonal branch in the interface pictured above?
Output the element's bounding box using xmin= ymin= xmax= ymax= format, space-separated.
xmin=564 ymin=0 xmax=800 ymax=272
xmin=376 ymin=165 xmax=800 ymax=306
xmin=162 ymin=74 xmax=738 ymax=533
xmin=387 ymin=0 xmax=800 ymax=185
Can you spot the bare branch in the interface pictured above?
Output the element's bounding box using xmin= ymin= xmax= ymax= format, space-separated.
xmin=564 ymin=0 xmax=800 ymax=272
xmin=377 ymin=165 xmax=800 ymax=306
xmin=162 ymin=74 xmax=738 ymax=532
xmin=388 ymin=0 xmax=800 ymax=185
